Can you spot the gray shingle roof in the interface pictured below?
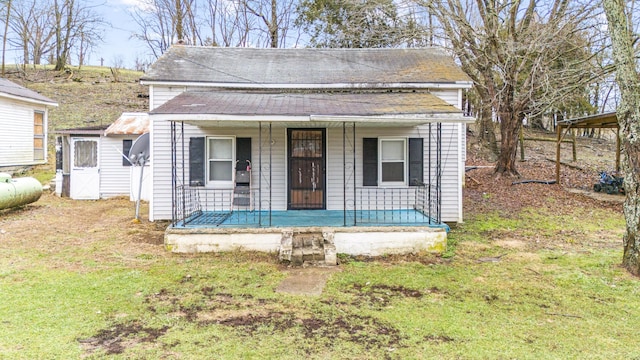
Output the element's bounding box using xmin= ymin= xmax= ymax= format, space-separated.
xmin=141 ymin=46 xmax=471 ymax=86
xmin=150 ymin=91 xmax=462 ymax=117
xmin=0 ymin=78 xmax=57 ymax=105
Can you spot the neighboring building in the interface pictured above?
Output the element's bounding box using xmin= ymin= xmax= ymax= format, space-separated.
xmin=0 ymin=78 xmax=58 ymax=169
xmin=55 ymin=113 xmax=150 ymax=200
xmin=141 ymin=46 xmax=474 ymax=260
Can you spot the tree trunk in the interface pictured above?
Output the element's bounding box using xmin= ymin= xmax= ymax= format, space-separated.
xmin=270 ymin=0 xmax=278 ymax=48
xmin=477 ymin=103 xmax=498 ymax=155
xmin=603 ymin=0 xmax=640 ymax=275
xmin=494 ymin=110 xmax=522 ymax=176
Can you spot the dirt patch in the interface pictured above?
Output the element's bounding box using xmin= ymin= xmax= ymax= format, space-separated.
xmin=133 ymin=284 xmax=406 ymax=354
xmin=0 ymin=193 xmax=167 ymax=272
xmin=78 ymin=321 xmax=169 ymax=355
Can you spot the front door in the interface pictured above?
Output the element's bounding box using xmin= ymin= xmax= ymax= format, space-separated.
xmin=288 ymin=129 xmax=325 ymax=209
xmin=70 ymin=137 xmax=100 ymax=200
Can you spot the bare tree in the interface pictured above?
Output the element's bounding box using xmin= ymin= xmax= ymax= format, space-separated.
xmin=1 ymin=0 xmax=11 ymax=75
xmin=9 ymin=0 xmax=56 ymax=66
xmin=422 ymin=0 xmax=602 ymax=176
xmin=602 ymin=0 xmax=640 ymax=275
xmin=131 ymin=0 xmax=204 ymax=58
xmin=132 ymin=0 xmax=300 ymax=58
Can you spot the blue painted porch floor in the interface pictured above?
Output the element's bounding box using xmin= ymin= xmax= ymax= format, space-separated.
xmin=176 ymin=209 xmax=449 ymax=231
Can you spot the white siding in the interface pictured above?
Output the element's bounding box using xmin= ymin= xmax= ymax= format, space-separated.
xmin=99 ymin=135 xmax=137 ymax=198
xmin=148 ymin=86 xmax=466 ymax=223
xmin=150 ymin=86 xmax=209 ymax=110
xmin=0 ymin=98 xmax=48 ymax=167
xmin=151 ymin=123 xmax=463 ymax=223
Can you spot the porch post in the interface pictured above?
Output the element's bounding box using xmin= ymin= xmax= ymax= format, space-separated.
xmin=428 ymin=123 xmax=432 ymax=221
xmin=170 ymin=121 xmax=177 ymax=225
xmin=269 ymin=122 xmax=272 ymax=226
xmin=343 ymin=122 xmax=346 ymax=226
xmin=352 ymin=122 xmax=356 ymax=226
xmin=181 ymin=122 xmax=185 ymax=224
xmin=258 ymin=122 xmax=262 ymax=226
xmin=437 ymin=123 xmax=442 ymax=224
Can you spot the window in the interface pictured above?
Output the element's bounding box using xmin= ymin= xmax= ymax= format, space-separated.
xmin=379 ymin=138 xmax=407 ymax=185
xmin=34 ymin=112 xmax=45 ymax=161
xmin=363 ymin=137 xmax=421 ymax=187
xmin=123 ymin=139 xmax=133 ymax=166
xmin=207 ymin=137 xmax=234 ymax=184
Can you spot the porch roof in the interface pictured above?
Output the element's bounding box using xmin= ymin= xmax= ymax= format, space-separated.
xmin=150 ymin=90 xmax=474 ymax=126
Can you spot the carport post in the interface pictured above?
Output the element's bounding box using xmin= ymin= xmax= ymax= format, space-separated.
xmin=616 ymin=127 xmax=621 ymax=172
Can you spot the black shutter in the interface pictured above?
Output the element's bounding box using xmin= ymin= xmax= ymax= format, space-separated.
xmin=363 ymin=138 xmax=378 ymax=186
xmin=189 ymin=137 xmax=205 ymax=186
xmin=236 ymin=138 xmax=252 ymax=171
xmin=408 ymin=138 xmax=423 ymax=186
xmin=122 ymin=139 xmax=133 ymax=166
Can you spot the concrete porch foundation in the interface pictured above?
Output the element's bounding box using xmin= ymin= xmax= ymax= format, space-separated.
xmin=165 ymin=226 xmax=447 ymax=261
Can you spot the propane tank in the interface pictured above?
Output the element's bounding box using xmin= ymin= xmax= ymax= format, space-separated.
xmin=0 ymin=173 xmax=43 ymax=210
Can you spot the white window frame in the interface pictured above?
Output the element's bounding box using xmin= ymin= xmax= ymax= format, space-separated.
xmin=206 ymin=136 xmax=235 ymax=187
xmin=378 ymin=137 xmax=408 ymax=186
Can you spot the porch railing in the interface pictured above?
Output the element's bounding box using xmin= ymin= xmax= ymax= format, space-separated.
xmin=351 ymin=184 xmax=440 ymax=225
xmin=174 ymin=184 xmax=440 ymax=227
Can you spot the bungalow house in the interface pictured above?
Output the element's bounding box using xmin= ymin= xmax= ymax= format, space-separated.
xmin=55 ymin=113 xmax=150 ymax=200
xmin=141 ymin=46 xmax=473 ymax=262
xmin=0 ymin=78 xmax=58 ymax=170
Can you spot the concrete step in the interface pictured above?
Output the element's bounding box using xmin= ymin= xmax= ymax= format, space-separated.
xmin=279 ymin=230 xmax=336 ymax=266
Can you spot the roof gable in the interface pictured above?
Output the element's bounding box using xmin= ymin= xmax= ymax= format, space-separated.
xmin=0 ymin=78 xmax=57 ymax=105
xmin=141 ymin=46 xmax=471 ymax=87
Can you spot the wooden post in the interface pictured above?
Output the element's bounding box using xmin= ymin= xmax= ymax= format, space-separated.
xmin=556 ymin=125 xmax=562 ymax=183
xmin=519 ymin=126 xmax=525 ymax=161
xmin=572 ymin=129 xmax=577 ymax=161
xmin=616 ymin=126 xmax=621 ymax=172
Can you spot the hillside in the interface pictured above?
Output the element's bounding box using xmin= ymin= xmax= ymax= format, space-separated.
xmin=5 ymin=65 xmax=148 ymax=132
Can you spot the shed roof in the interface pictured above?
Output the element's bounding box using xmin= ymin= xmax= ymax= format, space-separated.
xmin=140 ymin=46 xmax=472 ymax=87
xmin=54 ymin=124 xmax=109 ymax=135
xmin=151 ymin=90 xmax=463 ymax=117
xmin=0 ymin=78 xmax=57 ymax=106
xmin=558 ymin=112 xmax=618 ymax=129
xmin=104 ymin=112 xmax=149 ymax=135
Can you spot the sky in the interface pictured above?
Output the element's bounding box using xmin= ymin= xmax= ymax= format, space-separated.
xmin=89 ymin=0 xmax=147 ymax=69
xmin=3 ymin=0 xmax=147 ymax=69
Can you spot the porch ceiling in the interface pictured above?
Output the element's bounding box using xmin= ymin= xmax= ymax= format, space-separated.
xmin=150 ymin=90 xmax=474 ymax=127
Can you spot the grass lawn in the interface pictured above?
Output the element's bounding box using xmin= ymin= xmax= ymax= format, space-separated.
xmin=1 ymin=191 xmax=638 ymax=359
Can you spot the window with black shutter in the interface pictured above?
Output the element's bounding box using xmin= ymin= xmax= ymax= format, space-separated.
xmin=363 ymin=137 xmax=423 ymax=186
xmin=122 ymin=139 xmax=133 ymax=166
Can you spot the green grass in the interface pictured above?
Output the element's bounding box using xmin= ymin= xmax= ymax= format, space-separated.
xmin=1 ymin=198 xmax=637 ymax=359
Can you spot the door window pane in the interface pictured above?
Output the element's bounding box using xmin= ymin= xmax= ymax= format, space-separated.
xmin=74 ymin=140 xmax=98 ymax=168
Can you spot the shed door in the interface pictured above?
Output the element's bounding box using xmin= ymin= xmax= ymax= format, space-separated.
xmin=288 ymin=129 xmax=326 ymax=210
xmin=70 ymin=137 xmax=100 ymax=200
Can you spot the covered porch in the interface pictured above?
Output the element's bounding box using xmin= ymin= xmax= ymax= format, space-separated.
xmin=155 ymin=90 xmax=471 ymax=259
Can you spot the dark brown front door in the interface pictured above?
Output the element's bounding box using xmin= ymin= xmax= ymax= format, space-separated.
xmin=288 ymin=129 xmax=325 ymax=209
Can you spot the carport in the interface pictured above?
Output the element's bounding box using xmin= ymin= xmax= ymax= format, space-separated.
xmin=555 ymin=112 xmax=620 ymax=183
